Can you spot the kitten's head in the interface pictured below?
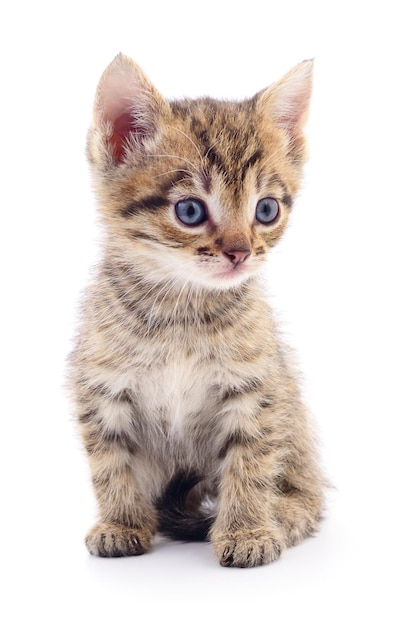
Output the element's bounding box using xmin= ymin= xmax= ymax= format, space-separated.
xmin=87 ymin=54 xmax=312 ymax=291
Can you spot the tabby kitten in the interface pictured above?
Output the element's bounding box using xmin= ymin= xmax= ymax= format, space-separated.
xmin=68 ymin=53 xmax=324 ymax=568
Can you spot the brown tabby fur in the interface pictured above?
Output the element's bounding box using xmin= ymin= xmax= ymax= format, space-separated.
xmin=68 ymin=54 xmax=325 ymax=567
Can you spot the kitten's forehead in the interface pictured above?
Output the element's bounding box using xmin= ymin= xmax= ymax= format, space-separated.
xmin=170 ymin=98 xmax=261 ymax=182
xmin=167 ymin=98 xmax=269 ymax=206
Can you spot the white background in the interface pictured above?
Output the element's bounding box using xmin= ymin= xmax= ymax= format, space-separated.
xmin=1 ymin=1 xmax=405 ymax=624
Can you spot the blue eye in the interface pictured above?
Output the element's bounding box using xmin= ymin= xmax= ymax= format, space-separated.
xmin=256 ymin=198 xmax=279 ymax=224
xmin=175 ymin=199 xmax=207 ymax=226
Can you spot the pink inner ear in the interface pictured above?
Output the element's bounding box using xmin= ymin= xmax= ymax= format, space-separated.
xmin=109 ymin=109 xmax=152 ymax=163
xmin=110 ymin=112 xmax=134 ymax=163
xmin=114 ymin=111 xmax=134 ymax=136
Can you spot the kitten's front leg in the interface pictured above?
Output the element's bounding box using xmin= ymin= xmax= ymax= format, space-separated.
xmin=85 ymin=458 xmax=156 ymax=558
xmin=77 ymin=390 xmax=157 ymax=557
xmin=210 ymin=412 xmax=286 ymax=568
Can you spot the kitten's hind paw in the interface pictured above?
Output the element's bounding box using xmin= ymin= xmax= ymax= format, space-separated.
xmin=212 ymin=529 xmax=284 ymax=568
xmin=85 ymin=522 xmax=152 ymax=557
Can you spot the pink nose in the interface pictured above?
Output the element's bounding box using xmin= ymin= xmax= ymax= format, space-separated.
xmin=223 ymin=249 xmax=251 ymax=266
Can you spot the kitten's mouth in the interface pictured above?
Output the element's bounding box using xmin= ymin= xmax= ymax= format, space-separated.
xmin=214 ymin=263 xmax=253 ymax=283
xmin=219 ymin=265 xmax=246 ymax=276
xmin=195 ymin=256 xmax=257 ymax=288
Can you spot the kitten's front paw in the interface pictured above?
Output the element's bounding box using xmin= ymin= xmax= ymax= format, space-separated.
xmin=212 ymin=529 xmax=284 ymax=568
xmin=85 ymin=522 xmax=152 ymax=557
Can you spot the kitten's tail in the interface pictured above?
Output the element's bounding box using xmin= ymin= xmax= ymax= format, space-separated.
xmin=156 ymin=472 xmax=214 ymax=542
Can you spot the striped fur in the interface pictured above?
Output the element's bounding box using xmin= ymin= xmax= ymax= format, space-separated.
xmin=68 ymin=54 xmax=325 ymax=567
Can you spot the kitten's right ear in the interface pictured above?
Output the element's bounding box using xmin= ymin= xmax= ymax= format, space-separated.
xmin=90 ymin=54 xmax=166 ymax=165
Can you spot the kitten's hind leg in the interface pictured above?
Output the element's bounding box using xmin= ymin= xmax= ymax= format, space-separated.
xmin=274 ymin=481 xmax=324 ymax=548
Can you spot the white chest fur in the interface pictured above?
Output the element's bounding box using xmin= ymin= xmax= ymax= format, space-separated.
xmin=130 ymin=355 xmax=218 ymax=433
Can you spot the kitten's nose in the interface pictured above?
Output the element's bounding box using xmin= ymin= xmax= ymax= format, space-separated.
xmin=223 ymin=248 xmax=251 ymax=266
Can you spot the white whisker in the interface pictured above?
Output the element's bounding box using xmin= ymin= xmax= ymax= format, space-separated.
xmin=147 ymin=153 xmax=201 ymax=176
xmin=204 ymin=137 xmax=222 ymax=161
xmin=152 ymin=168 xmax=193 ymax=180
xmin=167 ymin=126 xmax=203 ymax=160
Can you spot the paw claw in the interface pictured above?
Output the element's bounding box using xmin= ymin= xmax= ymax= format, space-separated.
xmin=220 ymin=542 xmax=236 ymax=566
xmin=213 ymin=530 xmax=284 ymax=568
xmin=86 ymin=523 xmax=151 ymax=557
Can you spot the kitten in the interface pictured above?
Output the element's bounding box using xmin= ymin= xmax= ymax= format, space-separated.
xmin=68 ymin=53 xmax=325 ymax=568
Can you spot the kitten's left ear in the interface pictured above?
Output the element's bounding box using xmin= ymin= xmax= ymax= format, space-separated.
xmin=257 ymin=59 xmax=313 ymax=139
